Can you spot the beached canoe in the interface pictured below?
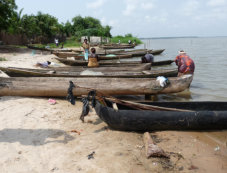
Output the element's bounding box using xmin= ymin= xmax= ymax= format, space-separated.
xmin=53 ymin=52 xmax=133 ymax=60
xmin=121 ymin=49 xmax=165 ymax=57
xmin=94 ymin=98 xmax=227 ymax=131
xmin=98 ymin=54 xmax=132 ymax=60
xmin=0 ymin=64 xmax=151 ymax=76
xmin=96 ymin=49 xmax=165 ymax=57
xmin=0 ymin=66 xmax=177 ymax=78
xmin=0 ymin=74 xmax=193 ymax=97
xmin=52 ymin=52 xmax=84 ymax=59
xmin=55 ymin=57 xmax=174 ymax=67
xmin=99 ymin=44 xmax=136 ymax=49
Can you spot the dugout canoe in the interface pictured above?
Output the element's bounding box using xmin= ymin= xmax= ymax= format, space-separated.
xmin=0 ymin=74 xmax=193 ymax=97
xmin=94 ymin=98 xmax=227 ymax=131
xmin=53 ymin=52 xmax=83 ymax=59
xmin=99 ymin=44 xmax=136 ymax=49
xmin=97 ymin=49 xmax=165 ymax=57
xmin=0 ymin=64 xmax=151 ymax=76
xmin=0 ymin=66 xmax=177 ymax=78
xmin=55 ymin=57 xmax=174 ymax=66
xmin=53 ymin=52 xmax=132 ymax=60
xmin=98 ymin=54 xmax=132 ymax=60
xmin=121 ymin=49 xmax=165 ymax=57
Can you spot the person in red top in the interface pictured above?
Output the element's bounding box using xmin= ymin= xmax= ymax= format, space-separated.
xmin=175 ymin=50 xmax=195 ymax=76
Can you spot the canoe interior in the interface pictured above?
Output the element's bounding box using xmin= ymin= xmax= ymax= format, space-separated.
xmin=105 ymin=100 xmax=227 ymax=111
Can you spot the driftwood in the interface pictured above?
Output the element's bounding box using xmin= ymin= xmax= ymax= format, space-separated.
xmin=143 ymin=132 xmax=169 ymax=158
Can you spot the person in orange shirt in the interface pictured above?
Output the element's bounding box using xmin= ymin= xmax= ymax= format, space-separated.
xmin=175 ymin=50 xmax=195 ymax=76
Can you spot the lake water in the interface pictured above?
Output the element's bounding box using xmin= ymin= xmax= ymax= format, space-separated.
xmin=136 ymin=37 xmax=227 ymax=101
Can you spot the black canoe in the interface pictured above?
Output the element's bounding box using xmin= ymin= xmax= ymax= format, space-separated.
xmin=94 ymin=99 xmax=227 ymax=131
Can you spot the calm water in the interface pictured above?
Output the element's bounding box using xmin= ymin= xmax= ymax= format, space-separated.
xmin=135 ymin=37 xmax=227 ymax=101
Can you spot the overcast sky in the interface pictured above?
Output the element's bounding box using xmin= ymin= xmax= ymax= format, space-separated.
xmin=15 ymin=0 xmax=227 ymax=37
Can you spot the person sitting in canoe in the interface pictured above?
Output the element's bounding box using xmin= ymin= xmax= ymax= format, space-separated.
xmin=88 ymin=48 xmax=99 ymax=67
xmin=82 ymin=38 xmax=90 ymax=61
xmin=141 ymin=51 xmax=154 ymax=63
xmin=175 ymin=50 xmax=195 ymax=76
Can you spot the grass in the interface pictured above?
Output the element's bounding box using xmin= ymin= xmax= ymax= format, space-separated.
xmin=110 ymin=36 xmax=143 ymax=44
xmin=0 ymin=57 xmax=7 ymax=61
xmin=11 ymin=45 xmax=27 ymax=48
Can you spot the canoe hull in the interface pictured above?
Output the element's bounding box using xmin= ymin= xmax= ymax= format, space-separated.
xmin=55 ymin=58 xmax=173 ymax=66
xmin=0 ymin=75 xmax=192 ymax=97
xmin=0 ymin=67 xmax=177 ymax=78
xmin=95 ymin=101 xmax=227 ymax=131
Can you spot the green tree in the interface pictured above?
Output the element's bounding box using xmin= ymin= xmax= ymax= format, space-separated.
xmin=64 ymin=21 xmax=73 ymax=37
xmin=7 ymin=8 xmax=24 ymax=34
xmin=71 ymin=15 xmax=112 ymax=38
xmin=36 ymin=11 xmax=60 ymax=38
xmin=21 ymin=14 xmax=41 ymax=38
xmin=0 ymin=0 xmax=17 ymax=31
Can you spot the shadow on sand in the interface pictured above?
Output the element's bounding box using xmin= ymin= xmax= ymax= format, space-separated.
xmin=0 ymin=128 xmax=75 ymax=146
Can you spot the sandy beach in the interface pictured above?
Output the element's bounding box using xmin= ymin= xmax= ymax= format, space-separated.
xmin=0 ymin=46 xmax=227 ymax=173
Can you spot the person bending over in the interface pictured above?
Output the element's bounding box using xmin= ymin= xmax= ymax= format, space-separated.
xmin=141 ymin=52 xmax=154 ymax=63
xmin=175 ymin=50 xmax=195 ymax=76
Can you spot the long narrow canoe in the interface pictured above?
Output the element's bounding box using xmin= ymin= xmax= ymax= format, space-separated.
xmin=0 ymin=74 xmax=193 ymax=97
xmin=99 ymin=44 xmax=136 ymax=49
xmin=53 ymin=52 xmax=133 ymax=60
xmin=94 ymin=98 xmax=227 ymax=131
xmin=0 ymin=64 xmax=151 ymax=74
xmin=55 ymin=57 xmax=174 ymax=67
xmin=98 ymin=54 xmax=132 ymax=60
xmin=121 ymin=49 xmax=165 ymax=56
xmin=53 ymin=52 xmax=83 ymax=59
xmin=0 ymin=66 xmax=177 ymax=78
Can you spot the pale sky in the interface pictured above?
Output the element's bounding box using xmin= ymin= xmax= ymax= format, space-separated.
xmin=15 ymin=0 xmax=227 ymax=37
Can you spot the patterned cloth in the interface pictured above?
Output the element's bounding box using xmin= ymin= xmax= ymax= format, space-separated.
xmin=175 ymin=54 xmax=195 ymax=74
xmin=88 ymin=53 xmax=99 ymax=67
xmin=82 ymin=42 xmax=90 ymax=61
xmin=84 ymin=49 xmax=89 ymax=61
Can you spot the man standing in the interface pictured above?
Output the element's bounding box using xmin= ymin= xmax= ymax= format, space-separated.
xmin=82 ymin=38 xmax=90 ymax=61
xmin=175 ymin=50 xmax=195 ymax=76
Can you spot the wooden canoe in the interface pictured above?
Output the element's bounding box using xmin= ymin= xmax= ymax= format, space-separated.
xmin=98 ymin=54 xmax=132 ymax=60
xmin=53 ymin=52 xmax=133 ymax=60
xmin=55 ymin=57 xmax=174 ymax=67
xmin=0 ymin=74 xmax=193 ymax=97
xmin=121 ymin=49 xmax=165 ymax=57
xmin=0 ymin=66 xmax=177 ymax=78
xmin=94 ymin=98 xmax=227 ymax=131
xmin=53 ymin=52 xmax=84 ymax=59
xmin=0 ymin=64 xmax=151 ymax=75
xmin=99 ymin=44 xmax=136 ymax=49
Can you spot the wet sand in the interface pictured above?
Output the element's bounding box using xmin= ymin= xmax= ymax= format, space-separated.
xmin=0 ymin=46 xmax=227 ymax=173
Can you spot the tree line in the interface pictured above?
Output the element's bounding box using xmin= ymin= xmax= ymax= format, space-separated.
xmin=0 ymin=0 xmax=112 ymax=43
